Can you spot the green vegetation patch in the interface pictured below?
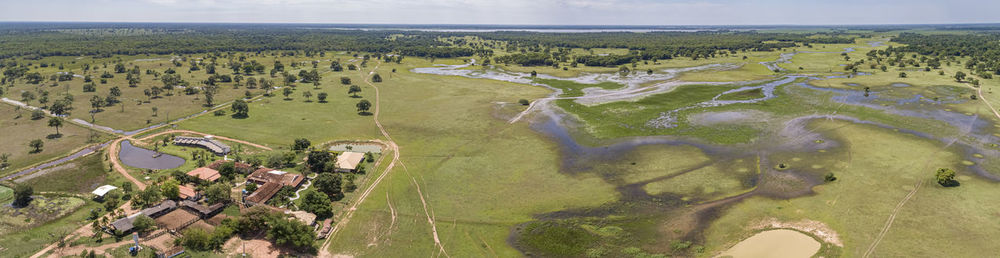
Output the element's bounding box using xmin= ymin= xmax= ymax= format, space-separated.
xmin=0 ymin=185 xmax=12 ymax=202
xmin=19 ymin=151 xmax=108 ymax=194
xmin=534 ymin=78 xmax=623 ymax=97
xmin=715 ymin=88 xmax=765 ymax=101
xmin=518 ymin=220 xmax=600 ymax=256
xmin=643 ymin=159 xmax=756 ymax=202
xmin=556 ymin=83 xmax=761 ymax=143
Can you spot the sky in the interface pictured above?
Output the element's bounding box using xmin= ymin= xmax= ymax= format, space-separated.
xmin=0 ymin=0 xmax=997 ymax=25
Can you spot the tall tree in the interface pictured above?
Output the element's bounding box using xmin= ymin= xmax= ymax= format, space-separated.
xmin=47 ymin=117 xmax=62 ymax=135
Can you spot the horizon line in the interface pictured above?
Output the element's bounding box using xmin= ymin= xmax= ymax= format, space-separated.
xmin=2 ymin=21 xmax=1000 ymax=27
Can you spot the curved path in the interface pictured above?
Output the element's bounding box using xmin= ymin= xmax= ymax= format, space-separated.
xmin=288 ymin=174 xmax=318 ymax=202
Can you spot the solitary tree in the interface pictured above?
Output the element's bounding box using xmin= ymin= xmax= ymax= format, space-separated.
xmin=954 ymin=71 xmax=967 ymax=82
xmin=303 ymin=91 xmax=313 ymax=102
xmin=28 ymin=139 xmax=44 ymax=153
xmin=371 ymin=73 xmax=382 ymax=83
xmin=48 ymin=117 xmax=62 ymax=136
xmin=231 ymin=99 xmax=249 ymax=118
xmin=340 ymin=77 xmax=351 ymax=85
xmin=936 ymin=168 xmax=958 ymax=187
xmin=282 ymin=87 xmax=294 ymax=100
xmin=348 ymin=85 xmax=362 ymax=97
xmin=356 ymin=99 xmax=372 ymax=114
xmin=317 ymin=92 xmax=328 ymax=103
xmin=203 ymin=85 xmax=218 ymax=106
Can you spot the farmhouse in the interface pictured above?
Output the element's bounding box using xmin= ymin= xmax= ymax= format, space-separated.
xmin=246 ymin=168 xmax=305 ymax=187
xmin=335 ymin=152 xmax=365 ymax=172
xmin=244 ymin=168 xmax=306 ymax=206
xmin=245 ymin=182 xmax=283 ymax=206
xmin=186 ymin=167 xmax=221 ymax=182
xmin=173 ymin=136 xmax=231 ymax=155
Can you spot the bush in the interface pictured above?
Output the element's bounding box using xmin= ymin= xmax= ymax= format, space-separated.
xmin=518 ymin=99 xmax=530 ymax=105
xmin=213 ymin=109 xmax=226 ymax=116
xmin=936 ymin=168 xmax=958 ymax=187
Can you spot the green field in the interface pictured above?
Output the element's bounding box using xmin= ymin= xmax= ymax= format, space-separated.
xmin=0 ymin=104 xmax=110 ymax=174
xmin=4 ymin=24 xmax=1000 ymax=258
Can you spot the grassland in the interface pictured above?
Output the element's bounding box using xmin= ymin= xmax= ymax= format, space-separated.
xmin=0 ymin=196 xmax=100 ymax=257
xmin=214 ymin=57 xmax=620 ymax=257
xmin=0 ymin=104 xmax=110 ymax=174
xmin=18 ymin=151 xmax=109 ymax=194
xmin=703 ymin=119 xmax=1000 ymax=257
xmin=178 ymin=68 xmax=379 ymax=147
xmin=554 ymin=83 xmax=761 ymax=144
xmin=4 ymin=29 xmax=1000 ymax=258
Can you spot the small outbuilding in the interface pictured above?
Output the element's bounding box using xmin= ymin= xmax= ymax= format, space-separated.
xmin=91 ymin=185 xmax=119 ymax=200
xmin=334 ymin=152 xmax=365 ymax=172
xmin=173 ymin=136 xmax=231 ymax=155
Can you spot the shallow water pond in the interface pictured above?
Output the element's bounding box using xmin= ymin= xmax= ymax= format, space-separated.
xmin=718 ymin=229 xmax=820 ymax=258
xmin=119 ymin=140 xmax=185 ymax=170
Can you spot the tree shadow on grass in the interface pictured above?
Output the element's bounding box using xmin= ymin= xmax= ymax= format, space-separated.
xmin=357 ymin=112 xmax=373 ymax=116
xmin=939 ymin=180 xmax=961 ymax=187
xmin=350 ymin=95 xmax=362 ymax=99
xmin=46 ymin=133 xmax=62 ymax=139
xmin=230 ymin=114 xmax=249 ymax=119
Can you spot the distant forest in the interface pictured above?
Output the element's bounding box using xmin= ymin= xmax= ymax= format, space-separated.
xmin=1 ymin=23 xmax=998 ymax=71
xmin=0 ymin=23 xmax=851 ymax=62
xmin=892 ymin=33 xmax=1000 ymax=77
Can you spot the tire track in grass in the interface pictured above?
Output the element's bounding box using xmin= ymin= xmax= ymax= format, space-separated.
xmin=862 ymin=112 xmax=977 ymax=257
xmin=321 ymin=61 xmax=439 ymax=256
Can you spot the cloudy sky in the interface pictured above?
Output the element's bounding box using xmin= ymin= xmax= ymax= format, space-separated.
xmin=0 ymin=0 xmax=996 ymax=25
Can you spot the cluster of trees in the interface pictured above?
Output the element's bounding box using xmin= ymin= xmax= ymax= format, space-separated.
xmin=574 ymin=54 xmax=641 ymax=67
xmin=176 ymin=206 xmax=317 ymax=252
xmin=891 ymin=33 xmax=1000 ymax=78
